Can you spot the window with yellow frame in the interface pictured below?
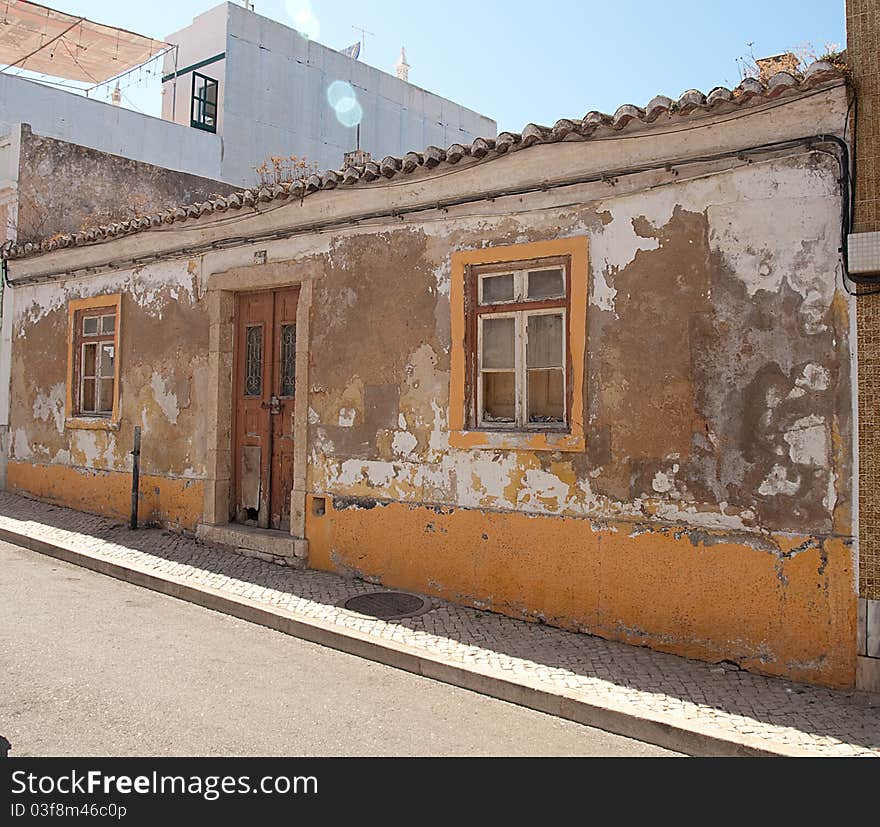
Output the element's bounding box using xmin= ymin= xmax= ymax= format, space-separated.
xmin=66 ymin=294 xmax=122 ymax=429
xmin=449 ymin=238 xmax=588 ymax=452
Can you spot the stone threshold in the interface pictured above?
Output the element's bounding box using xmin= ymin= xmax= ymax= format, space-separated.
xmin=196 ymin=522 xmax=308 ymax=568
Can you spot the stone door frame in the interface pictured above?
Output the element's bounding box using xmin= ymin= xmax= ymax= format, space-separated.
xmin=202 ymin=261 xmax=313 ymax=538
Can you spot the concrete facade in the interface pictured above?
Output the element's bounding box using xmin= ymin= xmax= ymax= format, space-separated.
xmin=0 ymin=74 xmax=224 ymax=181
xmin=161 ymin=2 xmax=497 ymax=185
xmin=1 ymin=70 xmax=858 ymax=689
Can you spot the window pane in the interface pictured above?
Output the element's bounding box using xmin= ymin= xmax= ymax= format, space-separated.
xmin=83 ymin=343 xmax=97 ymax=376
xmin=481 ymin=273 xmax=515 ymax=304
xmin=528 ymin=269 xmax=565 ymax=299
xmin=528 ymin=369 xmax=565 ymax=423
xmin=206 ymin=80 xmax=218 ymax=107
xmin=99 ymin=379 xmax=114 ymax=414
xmin=527 ymin=313 xmax=563 ymax=368
xmin=482 ymin=372 xmax=515 ymax=423
xmin=245 ymin=325 xmax=263 ymax=397
xmin=100 ymin=344 xmax=115 ymax=377
xmin=101 ymin=314 xmax=115 ymax=334
xmin=81 ymin=378 xmax=96 ymax=412
xmin=83 ymin=317 xmax=98 ymax=335
xmin=481 ymin=316 xmax=515 ymax=370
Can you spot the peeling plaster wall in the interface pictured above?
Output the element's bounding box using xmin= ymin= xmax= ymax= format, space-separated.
xmin=15 ymin=126 xmax=237 ymax=245
xmin=7 ymin=259 xmax=208 ymax=527
xmin=301 ymin=150 xmax=856 ymax=686
xmin=4 ymin=84 xmax=857 ymax=685
xmin=305 ymin=153 xmax=851 ymax=538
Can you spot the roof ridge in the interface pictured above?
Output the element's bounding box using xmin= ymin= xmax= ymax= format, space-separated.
xmin=1 ymin=60 xmax=845 ymax=261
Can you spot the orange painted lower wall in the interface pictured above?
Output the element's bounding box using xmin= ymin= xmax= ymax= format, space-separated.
xmin=7 ymin=461 xmax=204 ymax=530
xmin=306 ymin=494 xmax=857 ymax=688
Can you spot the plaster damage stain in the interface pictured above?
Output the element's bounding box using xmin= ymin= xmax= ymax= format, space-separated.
xmin=303 ymin=153 xmax=849 ymax=548
xmin=32 ymin=383 xmax=66 ymax=434
xmin=150 ymin=372 xmax=181 ymax=425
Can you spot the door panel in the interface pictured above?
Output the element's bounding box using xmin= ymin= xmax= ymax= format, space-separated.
xmin=270 ymin=288 xmax=298 ymax=530
xmin=234 ymin=291 xmax=274 ymax=526
xmin=233 ymin=287 xmax=299 ymax=531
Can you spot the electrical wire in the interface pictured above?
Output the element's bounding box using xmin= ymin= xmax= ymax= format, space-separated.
xmin=836 ymin=92 xmax=880 ymax=296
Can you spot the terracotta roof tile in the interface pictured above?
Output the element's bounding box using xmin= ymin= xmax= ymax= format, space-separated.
xmin=0 ymin=60 xmax=845 ymax=261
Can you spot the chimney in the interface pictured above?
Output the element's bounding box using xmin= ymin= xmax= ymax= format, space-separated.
xmin=754 ymin=52 xmax=800 ymax=83
xmin=395 ymin=47 xmax=410 ymax=82
xmin=343 ymin=149 xmax=371 ymax=168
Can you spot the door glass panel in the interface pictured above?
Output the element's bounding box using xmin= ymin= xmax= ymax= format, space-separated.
xmin=101 ymin=314 xmax=115 ymax=334
xmin=280 ymin=324 xmax=296 ymax=397
xmin=245 ymin=324 xmax=263 ymax=397
xmin=481 ymin=316 xmax=515 ymax=370
xmin=83 ymin=317 xmax=98 ymax=335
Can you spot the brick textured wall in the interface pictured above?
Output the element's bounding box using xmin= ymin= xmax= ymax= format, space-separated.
xmin=848 ymin=0 xmax=880 ymax=599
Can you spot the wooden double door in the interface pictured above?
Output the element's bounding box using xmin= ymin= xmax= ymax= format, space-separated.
xmin=233 ymin=288 xmax=299 ymax=530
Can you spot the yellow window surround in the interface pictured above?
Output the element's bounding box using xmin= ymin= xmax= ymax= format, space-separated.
xmin=449 ymin=237 xmax=588 ymax=452
xmin=65 ymin=293 xmax=122 ymax=431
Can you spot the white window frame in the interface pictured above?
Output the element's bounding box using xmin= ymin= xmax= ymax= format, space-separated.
xmin=478 ymin=266 xmax=566 ymax=306
xmin=79 ymin=313 xmax=116 ymax=416
xmin=477 ymin=306 xmax=568 ymax=431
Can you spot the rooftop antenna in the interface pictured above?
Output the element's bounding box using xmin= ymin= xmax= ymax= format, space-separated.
xmin=352 ymin=25 xmax=374 ymax=55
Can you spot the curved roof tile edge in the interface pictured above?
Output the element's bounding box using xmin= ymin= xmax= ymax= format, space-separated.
xmin=1 ymin=60 xmax=845 ymax=261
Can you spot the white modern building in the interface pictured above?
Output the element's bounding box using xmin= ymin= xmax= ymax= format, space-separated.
xmin=161 ymin=2 xmax=496 ymax=184
xmin=0 ymin=2 xmax=496 ymax=189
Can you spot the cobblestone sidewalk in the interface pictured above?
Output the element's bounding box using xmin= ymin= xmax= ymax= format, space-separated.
xmin=1 ymin=491 xmax=878 ymax=757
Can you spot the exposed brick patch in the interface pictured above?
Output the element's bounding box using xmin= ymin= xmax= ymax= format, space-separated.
xmin=848 ymin=0 xmax=880 ymax=599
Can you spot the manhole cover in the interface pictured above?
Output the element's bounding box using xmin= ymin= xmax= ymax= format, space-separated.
xmin=342 ymin=591 xmax=429 ymax=619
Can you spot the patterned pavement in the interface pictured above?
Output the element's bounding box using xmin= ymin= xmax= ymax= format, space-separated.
xmin=1 ymin=491 xmax=878 ymax=757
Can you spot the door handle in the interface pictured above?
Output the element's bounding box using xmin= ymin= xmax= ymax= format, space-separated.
xmin=261 ymin=395 xmax=282 ymax=415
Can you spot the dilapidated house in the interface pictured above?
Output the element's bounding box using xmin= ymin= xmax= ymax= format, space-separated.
xmin=0 ymin=58 xmax=864 ymax=688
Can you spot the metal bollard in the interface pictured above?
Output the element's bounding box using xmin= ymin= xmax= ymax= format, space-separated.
xmin=130 ymin=426 xmax=141 ymax=530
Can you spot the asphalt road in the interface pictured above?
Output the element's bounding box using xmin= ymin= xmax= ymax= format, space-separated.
xmin=0 ymin=541 xmax=679 ymax=757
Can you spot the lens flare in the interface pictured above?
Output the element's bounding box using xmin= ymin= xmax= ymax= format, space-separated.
xmin=285 ymin=0 xmax=320 ymax=41
xmin=335 ymin=99 xmax=364 ymax=128
xmin=327 ymin=80 xmax=355 ymax=109
xmin=326 ymin=80 xmax=363 ymax=128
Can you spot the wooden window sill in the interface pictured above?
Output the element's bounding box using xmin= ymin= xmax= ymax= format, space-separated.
xmin=65 ymin=417 xmax=120 ymax=432
xmin=449 ymin=430 xmax=584 ymax=453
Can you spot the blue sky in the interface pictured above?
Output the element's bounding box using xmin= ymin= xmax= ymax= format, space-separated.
xmin=27 ymin=0 xmax=845 ymax=131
